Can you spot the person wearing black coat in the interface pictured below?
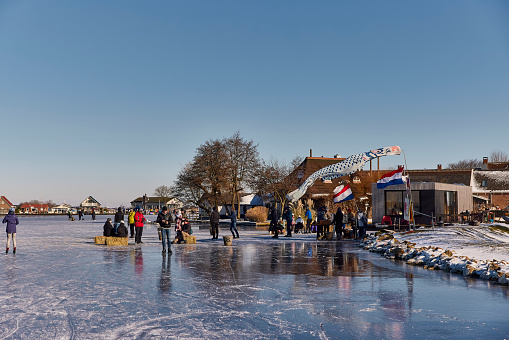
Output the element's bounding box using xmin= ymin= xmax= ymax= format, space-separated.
xmin=116 ymin=221 xmax=128 ymax=238
xmin=270 ymin=208 xmax=280 ymax=239
xmin=114 ymin=207 xmax=124 ymax=232
xmin=157 ymin=207 xmax=173 ymax=254
xmin=103 ymin=218 xmax=113 ymax=236
xmin=210 ymin=206 xmax=220 ymax=239
xmin=333 ymin=207 xmax=344 ymax=239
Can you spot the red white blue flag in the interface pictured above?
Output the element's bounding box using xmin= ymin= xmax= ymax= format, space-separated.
xmin=333 ymin=184 xmax=354 ymax=203
xmin=377 ymin=167 xmax=405 ymax=189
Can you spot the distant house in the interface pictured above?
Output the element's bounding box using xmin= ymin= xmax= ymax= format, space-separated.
xmin=407 ymin=158 xmax=509 ymax=209
xmin=50 ymin=204 xmax=73 ymax=214
xmin=292 ymin=155 xmax=347 ymax=199
xmin=199 ymin=193 xmax=265 ymax=219
xmin=0 ymin=196 xmax=14 ymax=214
xmin=130 ymin=196 xmax=183 ymax=212
xmin=80 ymin=196 xmax=101 ymax=213
xmin=19 ymin=204 xmax=49 ymax=214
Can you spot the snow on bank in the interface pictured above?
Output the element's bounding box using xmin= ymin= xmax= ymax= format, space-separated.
xmin=361 ymin=224 xmax=509 ymax=285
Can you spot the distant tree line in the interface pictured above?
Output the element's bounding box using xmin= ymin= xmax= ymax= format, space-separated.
xmin=17 ymin=199 xmax=57 ymax=208
xmin=447 ymin=151 xmax=508 ymax=169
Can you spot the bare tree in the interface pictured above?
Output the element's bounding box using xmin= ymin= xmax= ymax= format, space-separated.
xmin=447 ymin=159 xmax=482 ymax=169
xmin=171 ymin=138 xmax=230 ymax=214
xmin=490 ymin=150 xmax=508 ymax=162
xmin=223 ymin=132 xmax=261 ymax=216
xmin=154 ymin=185 xmax=172 ymax=199
xmin=251 ymin=157 xmax=300 ymax=216
xmin=171 ymin=133 xmax=262 ymax=215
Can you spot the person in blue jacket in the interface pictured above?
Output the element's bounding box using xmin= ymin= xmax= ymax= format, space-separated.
xmin=305 ymin=207 xmax=313 ymax=233
xmin=3 ymin=208 xmax=19 ymax=254
xmin=229 ymin=208 xmax=239 ymax=239
xmin=283 ymin=206 xmax=293 ymax=237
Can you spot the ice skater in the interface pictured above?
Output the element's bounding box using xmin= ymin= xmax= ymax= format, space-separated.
xmin=283 ymin=206 xmax=293 ymax=237
xmin=229 ymin=208 xmax=239 ymax=239
xmin=210 ymin=206 xmax=220 ymax=239
xmin=134 ymin=207 xmax=146 ymax=244
xmin=3 ymin=207 xmax=19 ymax=254
xmin=157 ymin=207 xmax=173 ymax=254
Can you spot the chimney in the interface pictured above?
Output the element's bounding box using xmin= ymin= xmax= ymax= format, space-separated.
xmin=437 ymin=164 xmax=442 ymax=170
xmin=310 ymin=149 xmax=312 ymax=157
xmin=482 ymin=157 xmax=488 ymax=170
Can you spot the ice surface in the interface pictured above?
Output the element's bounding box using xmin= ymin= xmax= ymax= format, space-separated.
xmin=1 ymin=216 xmax=509 ymax=339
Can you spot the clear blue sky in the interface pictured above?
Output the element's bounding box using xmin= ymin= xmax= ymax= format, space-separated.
xmin=1 ymin=0 xmax=508 ymax=207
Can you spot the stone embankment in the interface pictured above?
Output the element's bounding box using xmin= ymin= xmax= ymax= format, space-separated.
xmin=360 ymin=230 xmax=509 ymax=285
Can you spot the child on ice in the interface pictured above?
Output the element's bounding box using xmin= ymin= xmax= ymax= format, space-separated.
xmin=3 ymin=207 xmax=19 ymax=254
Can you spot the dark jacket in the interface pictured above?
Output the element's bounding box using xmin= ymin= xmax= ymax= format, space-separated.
xmin=157 ymin=211 xmax=173 ymax=228
xmin=229 ymin=210 xmax=237 ymax=222
xmin=283 ymin=208 xmax=292 ymax=221
xmin=210 ymin=210 xmax=220 ymax=224
xmin=114 ymin=208 xmax=124 ymax=223
xmin=270 ymin=208 xmax=280 ymax=223
xmin=103 ymin=220 xmax=113 ymax=236
xmin=334 ymin=208 xmax=344 ymax=227
xmin=117 ymin=222 xmax=128 ymax=237
xmin=3 ymin=211 xmax=19 ymax=233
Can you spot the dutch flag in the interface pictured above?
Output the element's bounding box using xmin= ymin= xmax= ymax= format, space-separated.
xmin=377 ymin=167 xmax=405 ymax=189
xmin=333 ymin=184 xmax=354 ymax=203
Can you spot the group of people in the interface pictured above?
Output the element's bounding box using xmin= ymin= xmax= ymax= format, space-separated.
xmin=331 ymin=206 xmax=368 ymax=240
xmin=103 ymin=207 xmax=146 ymax=244
xmin=268 ymin=205 xmax=369 ymax=240
xmin=157 ymin=207 xmax=194 ymax=254
xmin=207 ymin=206 xmax=240 ymax=240
xmin=67 ymin=208 xmax=96 ymax=221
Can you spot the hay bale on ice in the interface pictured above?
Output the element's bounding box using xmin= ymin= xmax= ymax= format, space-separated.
xmin=105 ymin=237 xmax=128 ymax=246
xmin=184 ymin=234 xmax=196 ymax=244
xmin=94 ymin=236 xmax=107 ymax=244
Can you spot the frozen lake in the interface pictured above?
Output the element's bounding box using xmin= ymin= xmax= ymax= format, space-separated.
xmin=1 ymin=215 xmax=509 ymax=339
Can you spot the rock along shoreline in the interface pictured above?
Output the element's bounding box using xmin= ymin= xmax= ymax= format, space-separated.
xmin=360 ymin=230 xmax=509 ymax=286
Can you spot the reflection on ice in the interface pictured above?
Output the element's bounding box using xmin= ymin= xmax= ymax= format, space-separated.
xmin=0 ymin=216 xmax=508 ymax=339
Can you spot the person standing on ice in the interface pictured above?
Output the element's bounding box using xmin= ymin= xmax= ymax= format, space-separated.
xmin=270 ymin=207 xmax=280 ymax=238
xmin=91 ymin=208 xmax=96 ymax=221
xmin=229 ymin=207 xmax=239 ymax=239
xmin=333 ymin=207 xmax=344 ymax=239
xmin=3 ymin=207 xmax=19 ymax=254
xmin=305 ymin=207 xmax=312 ymax=233
xmin=283 ymin=206 xmax=293 ymax=237
xmin=128 ymin=209 xmax=135 ymax=238
xmin=157 ymin=206 xmax=173 ymax=254
xmin=210 ymin=206 xmax=220 ymax=240
xmin=134 ymin=207 xmax=146 ymax=244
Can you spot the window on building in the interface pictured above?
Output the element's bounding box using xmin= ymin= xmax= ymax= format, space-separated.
xmin=481 ymin=180 xmax=487 ymax=187
xmin=385 ymin=190 xmax=420 ymax=216
xmin=444 ymin=191 xmax=457 ymax=215
xmin=353 ymin=176 xmax=361 ymax=183
xmin=385 ymin=191 xmax=403 ymax=216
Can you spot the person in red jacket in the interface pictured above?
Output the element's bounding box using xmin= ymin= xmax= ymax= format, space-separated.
xmin=134 ymin=207 xmax=146 ymax=244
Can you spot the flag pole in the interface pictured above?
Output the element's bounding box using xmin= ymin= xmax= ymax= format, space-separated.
xmin=402 ymin=149 xmax=415 ymax=230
